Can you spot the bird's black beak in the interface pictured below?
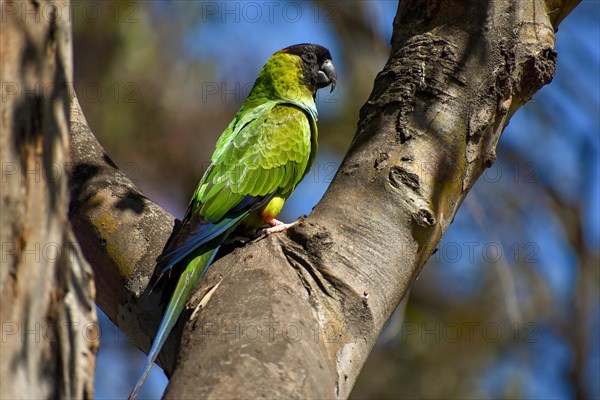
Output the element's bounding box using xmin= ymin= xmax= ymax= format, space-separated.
xmin=317 ymin=59 xmax=337 ymax=92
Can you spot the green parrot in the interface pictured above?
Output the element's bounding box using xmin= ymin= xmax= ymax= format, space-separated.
xmin=129 ymin=43 xmax=336 ymax=399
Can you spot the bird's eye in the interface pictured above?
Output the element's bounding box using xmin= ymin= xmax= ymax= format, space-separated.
xmin=302 ymin=53 xmax=316 ymax=63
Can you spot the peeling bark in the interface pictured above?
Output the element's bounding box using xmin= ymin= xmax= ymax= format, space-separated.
xmin=0 ymin=0 xmax=96 ymax=398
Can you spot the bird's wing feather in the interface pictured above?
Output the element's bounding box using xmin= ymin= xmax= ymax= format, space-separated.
xmin=155 ymin=200 xmax=267 ymax=273
xmin=156 ymin=103 xmax=313 ymax=274
xmin=200 ymin=102 xmax=313 ymax=216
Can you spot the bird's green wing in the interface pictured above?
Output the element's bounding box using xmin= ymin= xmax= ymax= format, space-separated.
xmin=155 ymin=102 xmax=315 ymax=273
xmin=198 ymin=102 xmax=315 ymax=220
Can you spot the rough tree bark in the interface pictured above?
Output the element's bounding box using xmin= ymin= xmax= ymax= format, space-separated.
xmin=0 ymin=0 xmax=97 ymax=398
xmin=2 ymin=0 xmax=581 ymax=398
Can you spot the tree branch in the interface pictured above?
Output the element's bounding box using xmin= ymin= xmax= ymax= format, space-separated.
xmin=69 ymin=95 xmax=179 ymax=371
xmin=66 ymin=0 xmax=580 ymax=398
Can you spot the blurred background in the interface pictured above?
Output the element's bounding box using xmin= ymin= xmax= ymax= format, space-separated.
xmin=72 ymin=1 xmax=599 ymax=399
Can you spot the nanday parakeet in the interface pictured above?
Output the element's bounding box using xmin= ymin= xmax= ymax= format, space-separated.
xmin=129 ymin=43 xmax=336 ymax=399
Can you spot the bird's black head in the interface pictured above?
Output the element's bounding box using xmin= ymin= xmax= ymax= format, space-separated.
xmin=280 ymin=43 xmax=337 ymax=93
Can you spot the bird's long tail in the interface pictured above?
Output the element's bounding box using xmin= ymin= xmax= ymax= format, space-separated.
xmin=128 ymin=245 xmax=221 ymax=400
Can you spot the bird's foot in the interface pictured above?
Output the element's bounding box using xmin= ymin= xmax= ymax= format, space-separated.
xmin=262 ymin=215 xmax=306 ymax=235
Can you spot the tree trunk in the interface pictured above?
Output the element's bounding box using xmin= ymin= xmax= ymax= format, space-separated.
xmin=0 ymin=0 xmax=97 ymax=398
xmin=2 ymin=0 xmax=581 ymax=398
